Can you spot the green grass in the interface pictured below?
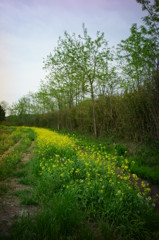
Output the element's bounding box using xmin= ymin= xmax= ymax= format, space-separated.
xmin=18 ymin=177 xmax=32 ymax=185
xmin=128 ymin=142 xmax=159 ymax=184
xmin=8 ymin=129 xmax=155 ymax=239
xmin=14 ymin=189 xmax=37 ymax=206
xmin=67 ymin=131 xmax=159 ymax=184
xmin=131 ymin=164 xmax=159 ymax=184
xmin=0 ymin=127 xmax=35 ymax=180
xmin=5 ymin=129 xmax=116 ymax=240
xmin=0 ymin=126 xmax=23 ymax=155
xmin=9 ymin=191 xmax=96 ymax=240
xmin=0 ymin=183 xmax=8 ymax=196
xmin=14 ymin=169 xmax=27 ymax=178
xmin=1 ymin=127 xmax=159 ymax=240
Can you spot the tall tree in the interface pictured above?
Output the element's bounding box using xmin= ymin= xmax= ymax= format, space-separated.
xmin=0 ymin=101 xmax=9 ymax=116
xmin=0 ymin=105 xmax=5 ymax=121
xmin=117 ymin=0 xmax=159 ymax=91
xmin=44 ymin=24 xmax=115 ymax=137
xmin=117 ymin=23 xmax=157 ymax=90
xmin=136 ymin=0 xmax=159 ymax=93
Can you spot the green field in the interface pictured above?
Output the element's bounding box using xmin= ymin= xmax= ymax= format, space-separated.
xmin=0 ymin=125 xmax=159 ymax=240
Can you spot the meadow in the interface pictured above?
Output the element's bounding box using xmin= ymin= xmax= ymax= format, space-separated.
xmin=0 ymin=125 xmax=159 ymax=240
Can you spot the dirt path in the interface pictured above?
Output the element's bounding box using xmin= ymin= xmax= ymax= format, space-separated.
xmin=0 ymin=143 xmax=38 ymax=238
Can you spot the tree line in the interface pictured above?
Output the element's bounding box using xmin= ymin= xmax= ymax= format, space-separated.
xmin=7 ymin=0 xmax=159 ymax=141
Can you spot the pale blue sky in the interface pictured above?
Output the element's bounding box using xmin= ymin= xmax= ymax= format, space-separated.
xmin=0 ymin=0 xmax=145 ymax=105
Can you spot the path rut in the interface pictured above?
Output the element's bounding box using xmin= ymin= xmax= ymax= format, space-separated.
xmin=0 ymin=143 xmax=38 ymax=238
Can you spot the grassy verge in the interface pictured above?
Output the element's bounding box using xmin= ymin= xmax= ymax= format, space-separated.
xmin=7 ymin=128 xmax=159 ymax=240
xmin=0 ymin=126 xmax=23 ymax=155
xmin=0 ymin=127 xmax=35 ymax=180
xmin=64 ymin=130 xmax=159 ymax=185
xmin=128 ymin=142 xmax=159 ymax=185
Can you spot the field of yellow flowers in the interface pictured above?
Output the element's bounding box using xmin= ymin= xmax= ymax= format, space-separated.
xmin=1 ymin=126 xmax=158 ymax=240
xmin=29 ymin=127 xmax=156 ymax=240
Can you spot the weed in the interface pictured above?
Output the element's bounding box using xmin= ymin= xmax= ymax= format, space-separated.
xmin=14 ymin=189 xmax=37 ymax=206
xmin=0 ymin=183 xmax=8 ymax=196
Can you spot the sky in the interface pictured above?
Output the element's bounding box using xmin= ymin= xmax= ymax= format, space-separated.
xmin=0 ymin=0 xmax=146 ymax=106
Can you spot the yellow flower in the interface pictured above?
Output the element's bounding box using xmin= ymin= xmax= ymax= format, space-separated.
xmin=75 ymin=168 xmax=79 ymax=173
xmin=124 ymin=165 xmax=128 ymax=170
xmin=132 ymin=174 xmax=138 ymax=181
xmin=117 ymin=189 xmax=121 ymax=195
xmin=141 ymin=181 xmax=146 ymax=188
xmin=125 ymin=159 xmax=128 ymax=164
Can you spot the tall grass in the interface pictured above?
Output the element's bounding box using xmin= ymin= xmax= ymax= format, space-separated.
xmin=0 ymin=127 xmax=35 ymax=180
xmin=8 ymin=128 xmax=158 ymax=240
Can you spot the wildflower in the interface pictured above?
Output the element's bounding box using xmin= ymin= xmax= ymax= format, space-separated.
xmin=125 ymin=159 xmax=128 ymax=164
xmin=132 ymin=174 xmax=138 ymax=181
xmin=141 ymin=181 xmax=146 ymax=188
xmin=146 ymin=196 xmax=151 ymax=201
xmin=117 ymin=189 xmax=121 ymax=195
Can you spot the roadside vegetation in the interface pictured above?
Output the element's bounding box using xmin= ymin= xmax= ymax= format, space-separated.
xmin=1 ymin=1 xmax=159 ymax=239
xmin=0 ymin=126 xmax=35 ymax=180
xmin=5 ymin=1 xmax=159 ymax=191
xmin=0 ymin=126 xmax=158 ymax=239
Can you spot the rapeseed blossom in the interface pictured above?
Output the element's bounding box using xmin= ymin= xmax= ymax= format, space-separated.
xmin=33 ymin=127 xmax=152 ymax=209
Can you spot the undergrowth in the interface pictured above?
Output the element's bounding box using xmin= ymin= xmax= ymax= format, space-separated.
xmin=7 ymin=128 xmax=159 ymax=240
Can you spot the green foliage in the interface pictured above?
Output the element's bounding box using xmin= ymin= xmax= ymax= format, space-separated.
xmin=9 ymin=192 xmax=93 ymax=240
xmin=0 ymin=126 xmax=158 ymax=239
xmin=3 ymin=9 xmax=159 ymax=240
xmin=113 ymin=143 xmax=127 ymax=156
xmin=129 ymin=142 xmax=159 ymax=184
xmin=7 ymin=11 xmax=159 ymax=141
xmin=117 ymin=23 xmax=157 ymax=90
xmin=43 ymin=24 xmax=117 ymax=137
xmin=14 ymin=189 xmax=37 ymax=206
xmin=0 ymin=105 xmax=5 ymax=121
xmin=14 ymin=128 xmax=155 ymax=239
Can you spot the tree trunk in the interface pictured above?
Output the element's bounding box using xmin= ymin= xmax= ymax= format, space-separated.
xmin=90 ymin=80 xmax=97 ymax=137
